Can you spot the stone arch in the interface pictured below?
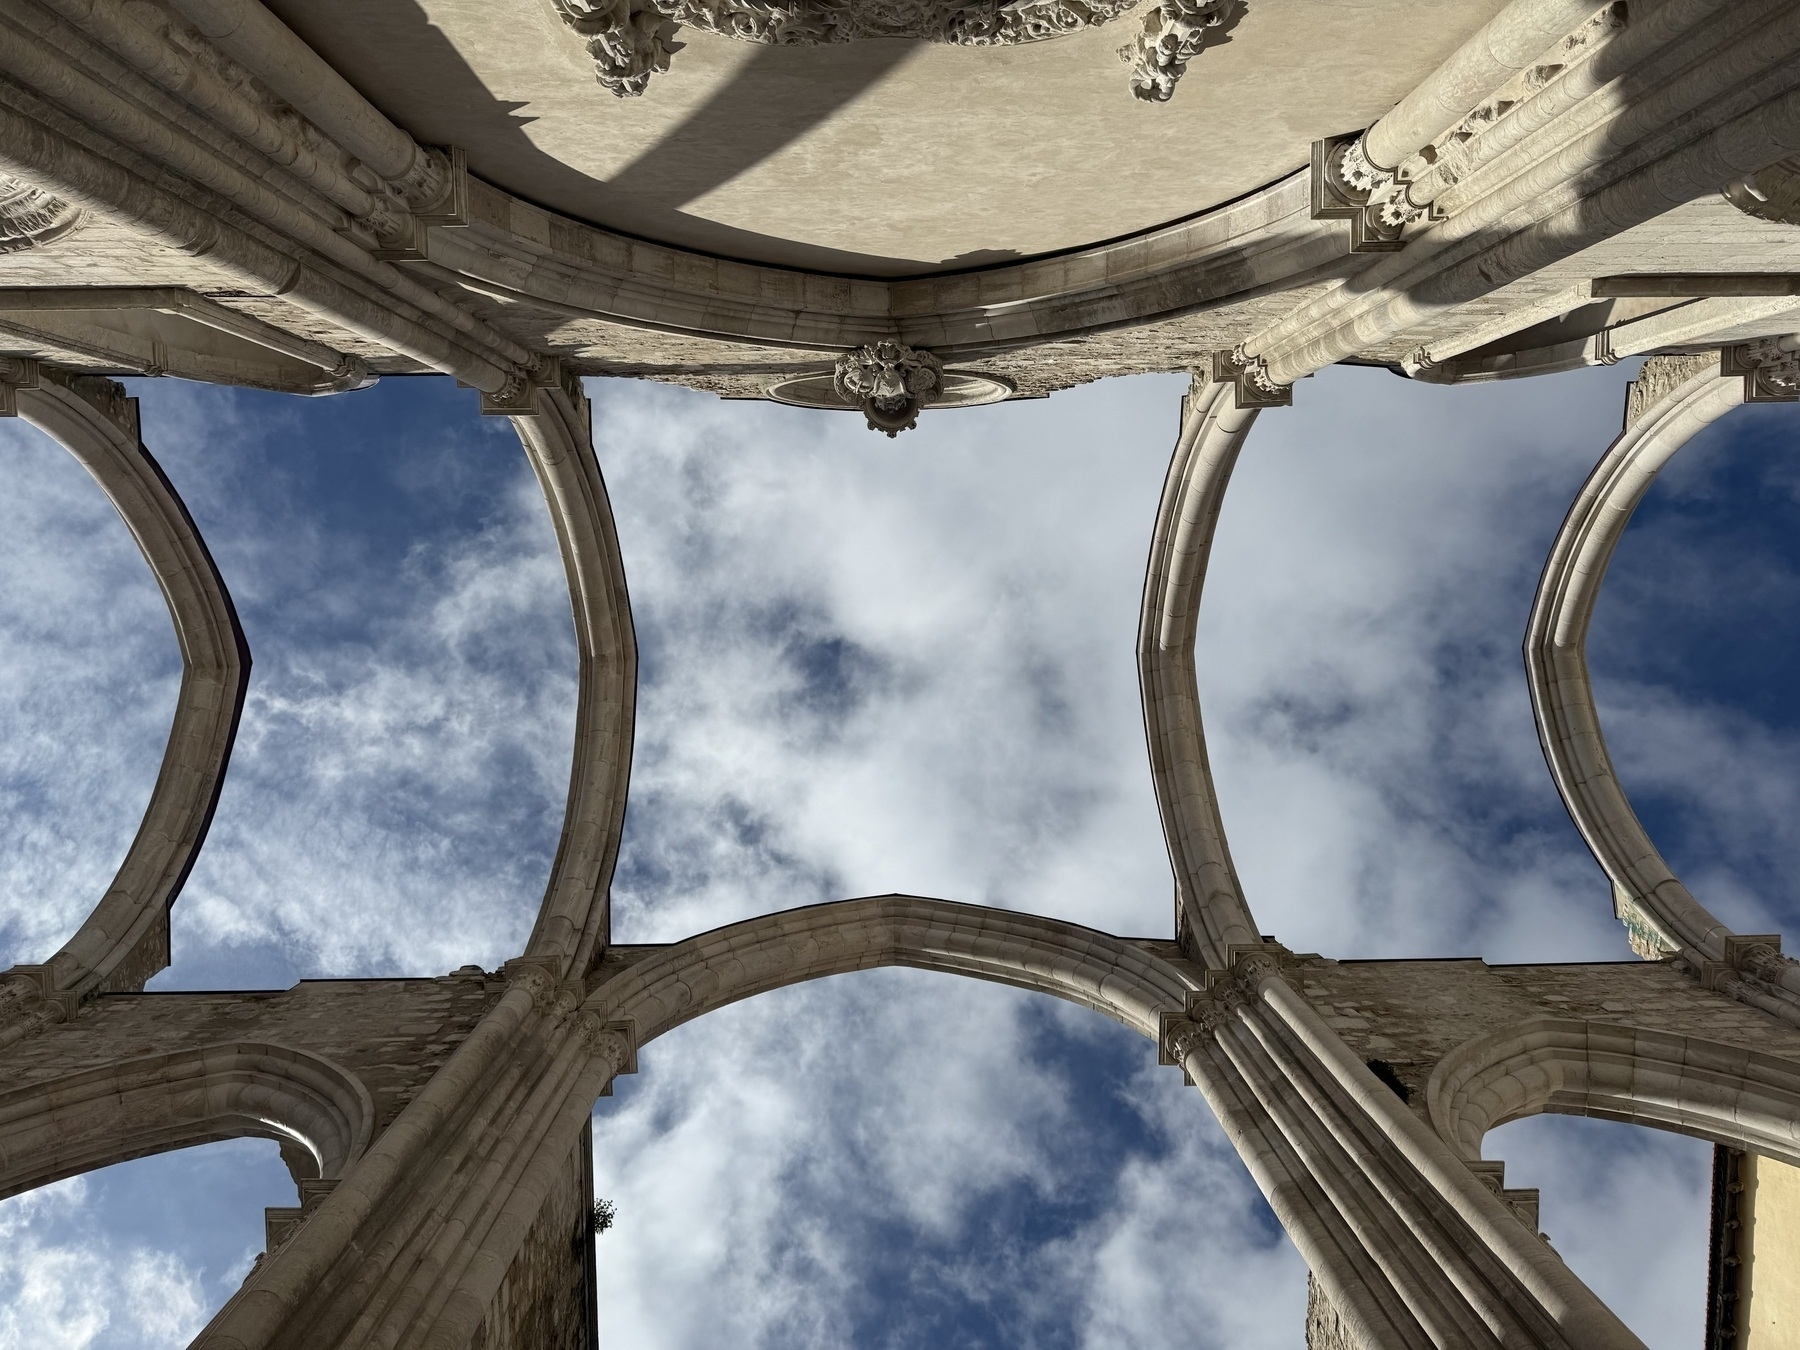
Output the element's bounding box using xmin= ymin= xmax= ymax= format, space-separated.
xmin=1138 ymin=375 xmax=1264 ymax=969
xmin=1427 ymin=1018 xmax=1800 ymax=1168
xmin=585 ymin=893 xmax=1199 ymax=1053
xmin=511 ymin=382 xmax=636 ymax=983
xmin=0 ymin=1041 xmax=375 ymax=1201
xmin=1524 ymin=356 xmax=1800 ymax=1022
xmin=2 ymin=370 xmax=248 ymax=1014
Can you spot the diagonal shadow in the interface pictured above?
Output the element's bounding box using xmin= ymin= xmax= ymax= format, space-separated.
xmin=266 ymin=0 xmax=935 ymax=273
xmin=608 ymin=39 xmax=923 ymax=211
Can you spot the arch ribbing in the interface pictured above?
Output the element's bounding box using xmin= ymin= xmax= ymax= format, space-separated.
xmin=10 ymin=373 xmax=248 ymax=1002
xmin=1138 ymin=377 xmax=1262 ymax=968
xmin=1523 ymin=362 xmax=1800 ymax=1020
xmin=189 ymin=899 xmax=1193 ymax=1350
xmin=513 ymin=382 xmax=637 ymax=980
xmin=1428 ymin=1018 xmax=1800 ymax=1168
xmin=587 ymin=894 xmax=1200 ymax=1046
xmin=0 ymin=1041 xmax=374 ymax=1200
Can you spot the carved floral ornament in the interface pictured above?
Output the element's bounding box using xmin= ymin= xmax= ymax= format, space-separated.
xmin=765 ymin=342 xmax=1013 ymax=434
xmin=834 ymin=341 xmax=943 ymax=435
xmin=552 ymin=0 xmax=1236 ymax=102
xmin=1156 ymin=944 xmax=1291 ymax=1068
xmin=1723 ymin=337 xmax=1800 ymax=403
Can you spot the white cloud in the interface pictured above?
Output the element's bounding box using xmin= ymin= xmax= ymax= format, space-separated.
xmin=105 ymin=379 xmax=581 ymax=981
xmin=1196 ymin=364 xmax=1639 ymax=962
xmin=1487 ymin=1115 xmax=1711 ymax=1350
xmin=5 ymin=361 xmax=1794 ymax=1347
xmin=0 ymin=418 xmax=180 ymax=967
xmin=592 ymin=973 xmax=1305 ymax=1350
xmin=0 ymin=1178 xmax=210 ymax=1350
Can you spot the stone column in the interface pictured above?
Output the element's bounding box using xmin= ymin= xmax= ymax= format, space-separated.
xmin=1165 ymin=952 xmax=1647 ymax=1350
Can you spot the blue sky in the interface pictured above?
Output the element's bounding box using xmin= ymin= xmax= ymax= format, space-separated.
xmin=2 ymin=362 xmax=1796 ymax=1347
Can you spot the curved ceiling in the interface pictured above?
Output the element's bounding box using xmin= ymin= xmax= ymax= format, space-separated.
xmin=268 ymin=0 xmax=1507 ymax=277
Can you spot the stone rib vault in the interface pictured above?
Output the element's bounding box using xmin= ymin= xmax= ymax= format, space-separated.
xmin=4 ymin=0 xmax=1800 ymax=1344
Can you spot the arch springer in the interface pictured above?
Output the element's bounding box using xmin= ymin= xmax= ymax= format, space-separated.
xmin=578 ymin=1013 xmax=638 ymax=1089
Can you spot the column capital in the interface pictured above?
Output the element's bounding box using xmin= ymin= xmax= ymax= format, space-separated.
xmin=1210 ymin=347 xmax=1291 ymax=409
xmin=1722 ymin=340 xmax=1800 ymax=402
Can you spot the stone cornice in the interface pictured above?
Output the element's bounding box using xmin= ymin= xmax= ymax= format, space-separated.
xmin=431 ymin=168 xmax=1353 ymax=359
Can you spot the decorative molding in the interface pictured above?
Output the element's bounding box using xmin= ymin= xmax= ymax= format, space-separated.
xmin=1210 ymin=345 xmax=1290 ymax=408
xmin=264 ymin=1178 xmax=339 ymax=1255
xmin=1121 ymin=0 xmax=1231 ymax=104
xmin=579 ymin=1015 xmax=639 ymax=1094
xmin=1407 ymin=2 xmax=1627 ymax=210
xmin=766 ymin=367 xmax=1012 ymax=414
xmin=1231 ymin=947 xmax=1284 ymax=997
xmin=1701 ymin=933 xmax=1800 ymax=996
xmin=834 ymin=341 xmax=944 ymax=436
xmin=556 ymin=0 xmax=1170 ymax=99
xmin=0 ymin=356 xmax=40 ymax=418
xmin=503 ymin=957 xmax=580 ymax=1015
xmin=1723 ymin=156 xmax=1800 ymax=228
xmin=1611 ymin=883 xmax=1679 ymax=962
xmin=1157 ymin=1012 xmax=1212 ymax=1070
xmin=369 ymin=147 xmax=470 ymax=261
xmin=1312 ymin=0 xmax=1624 ymax=257
xmin=1721 ymin=338 xmax=1800 ymax=402
xmin=1310 ymin=133 xmax=1422 ymax=253
xmin=480 ymin=355 xmax=583 ymax=417
xmin=0 ymin=965 xmax=80 ymax=1051
xmin=1399 ymin=344 xmax=1456 ymax=385
xmin=552 ymin=0 xmax=679 ymax=98
xmin=0 ymin=175 xmax=85 ymax=255
xmin=1157 ymin=943 xmax=1292 ymax=1069
xmin=1464 ymin=1159 xmax=1542 ymax=1235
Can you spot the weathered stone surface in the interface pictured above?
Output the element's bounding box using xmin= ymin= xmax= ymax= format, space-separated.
xmin=469 ymin=1127 xmax=596 ymax=1350
xmin=9 ymin=3 xmax=1800 ymax=1346
xmin=1305 ymin=1273 xmax=1364 ymax=1350
xmin=1 ymin=976 xmax=498 ymax=1120
xmin=1292 ymin=957 xmax=1800 ymax=1122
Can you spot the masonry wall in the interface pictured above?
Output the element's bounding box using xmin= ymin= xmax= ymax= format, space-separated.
xmin=2 ymin=973 xmax=499 ymax=1139
xmin=1287 ymin=956 xmax=1800 ymax=1124
xmin=470 ymin=1121 xmax=597 ymax=1350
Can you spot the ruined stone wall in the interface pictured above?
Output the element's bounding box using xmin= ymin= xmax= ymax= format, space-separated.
xmin=1305 ymin=1274 xmax=1366 ymax=1350
xmin=1288 ymin=955 xmax=1800 ymax=1123
xmin=470 ymin=1122 xmax=596 ymax=1350
xmin=2 ymin=973 xmax=498 ymax=1134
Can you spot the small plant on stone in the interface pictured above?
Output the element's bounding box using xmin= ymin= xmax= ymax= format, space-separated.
xmin=590 ymin=1198 xmax=616 ymax=1235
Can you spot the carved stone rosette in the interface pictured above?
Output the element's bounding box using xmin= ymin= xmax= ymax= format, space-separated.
xmin=834 ymin=341 xmax=944 ymax=436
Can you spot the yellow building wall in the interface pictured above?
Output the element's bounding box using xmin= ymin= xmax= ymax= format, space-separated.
xmin=1740 ymin=1154 xmax=1800 ymax=1349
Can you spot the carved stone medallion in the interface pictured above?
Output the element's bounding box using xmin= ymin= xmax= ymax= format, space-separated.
xmin=833 ymin=341 xmax=943 ymax=436
xmin=555 ymin=0 xmax=1233 ymax=101
xmin=768 ymin=344 xmax=1013 ymax=435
